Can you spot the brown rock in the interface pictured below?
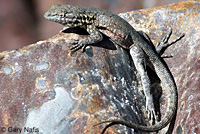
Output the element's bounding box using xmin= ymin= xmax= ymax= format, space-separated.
xmin=0 ymin=1 xmax=199 ymax=134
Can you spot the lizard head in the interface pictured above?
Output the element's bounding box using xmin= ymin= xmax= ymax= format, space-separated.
xmin=44 ymin=4 xmax=95 ymax=28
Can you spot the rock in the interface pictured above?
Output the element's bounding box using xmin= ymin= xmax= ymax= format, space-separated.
xmin=0 ymin=1 xmax=199 ymax=134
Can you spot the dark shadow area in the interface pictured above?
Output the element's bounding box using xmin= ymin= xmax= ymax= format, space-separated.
xmin=62 ymin=27 xmax=90 ymax=35
xmin=147 ymin=66 xmax=162 ymax=123
xmin=62 ymin=27 xmax=117 ymax=51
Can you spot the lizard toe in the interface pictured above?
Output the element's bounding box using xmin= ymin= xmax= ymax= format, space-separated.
xmin=69 ymin=43 xmax=84 ymax=52
xmin=146 ymin=99 xmax=158 ymax=124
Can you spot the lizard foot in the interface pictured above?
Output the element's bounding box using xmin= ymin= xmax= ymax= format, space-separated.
xmin=156 ymin=29 xmax=185 ymax=56
xmin=69 ymin=42 xmax=87 ymax=52
xmin=146 ymin=98 xmax=158 ymax=124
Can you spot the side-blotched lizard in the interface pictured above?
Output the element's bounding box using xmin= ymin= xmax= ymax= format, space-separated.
xmin=44 ymin=4 xmax=184 ymax=133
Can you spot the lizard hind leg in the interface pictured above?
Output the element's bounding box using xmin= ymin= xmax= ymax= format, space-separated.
xmin=130 ymin=45 xmax=158 ymax=124
xmin=156 ymin=29 xmax=185 ymax=56
xmin=137 ymin=30 xmax=185 ymax=57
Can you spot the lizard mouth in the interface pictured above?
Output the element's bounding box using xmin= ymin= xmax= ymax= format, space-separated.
xmin=44 ymin=12 xmax=56 ymax=21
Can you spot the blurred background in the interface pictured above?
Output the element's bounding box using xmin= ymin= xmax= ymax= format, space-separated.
xmin=0 ymin=0 xmax=187 ymax=51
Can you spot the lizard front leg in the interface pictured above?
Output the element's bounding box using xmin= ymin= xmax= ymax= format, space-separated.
xmin=130 ymin=45 xmax=158 ymax=124
xmin=69 ymin=24 xmax=103 ymax=52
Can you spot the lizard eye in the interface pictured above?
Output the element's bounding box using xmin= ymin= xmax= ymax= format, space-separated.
xmin=59 ymin=12 xmax=65 ymax=17
xmin=65 ymin=13 xmax=74 ymax=19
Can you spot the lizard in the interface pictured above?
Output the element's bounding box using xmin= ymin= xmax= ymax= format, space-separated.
xmin=44 ymin=4 xmax=184 ymax=133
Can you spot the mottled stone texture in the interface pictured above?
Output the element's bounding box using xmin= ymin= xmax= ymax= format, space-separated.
xmin=0 ymin=1 xmax=199 ymax=134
